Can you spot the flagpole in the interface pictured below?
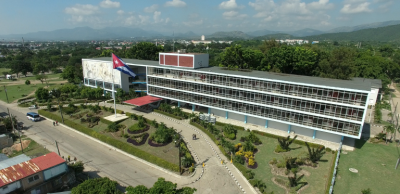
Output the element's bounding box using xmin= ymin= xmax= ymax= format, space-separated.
xmin=112 ymin=55 xmax=117 ymax=118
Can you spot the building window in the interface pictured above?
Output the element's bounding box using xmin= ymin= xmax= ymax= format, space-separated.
xmin=28 ymin=175 xmax=40 ymax=183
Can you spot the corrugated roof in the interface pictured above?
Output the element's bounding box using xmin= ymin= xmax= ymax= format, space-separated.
xmin=0 ymin=152 xmax=65 ymax=187
xmin=0 ymin=154 xmax=30 ymax=169
xmin=30 ymin=152 xmax=65 ymax=170
xmin=84 ymin=57 xmax=372 ymax=91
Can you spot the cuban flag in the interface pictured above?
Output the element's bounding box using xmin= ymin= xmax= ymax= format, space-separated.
xmin=112 ymin=53 xmax=136 ymax=78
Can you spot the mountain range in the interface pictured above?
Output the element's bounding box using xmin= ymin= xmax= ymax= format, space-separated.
xmin=1 ymin=20 xmax=400 ymax=41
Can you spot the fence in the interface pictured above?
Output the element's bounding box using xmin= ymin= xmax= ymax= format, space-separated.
xmin=329 ymin=141 xmax=342 ymax=194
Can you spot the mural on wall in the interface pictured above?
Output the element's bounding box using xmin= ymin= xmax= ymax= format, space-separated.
xmin=82 ymin=60 xmax=121 ymax=84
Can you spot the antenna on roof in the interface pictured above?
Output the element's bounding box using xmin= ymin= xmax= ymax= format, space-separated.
xmin=173 ymin=31 xmax=175 ymax=52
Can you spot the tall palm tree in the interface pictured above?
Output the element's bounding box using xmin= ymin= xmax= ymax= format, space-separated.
xmin=384 ymin=124 xmax=396 ymax=143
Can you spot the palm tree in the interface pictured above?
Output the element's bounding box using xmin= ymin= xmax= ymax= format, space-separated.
xmin=388 ymin=112 xmax=394 ymax=123
xmin=384 ymin=124 xmax=396 ymax=143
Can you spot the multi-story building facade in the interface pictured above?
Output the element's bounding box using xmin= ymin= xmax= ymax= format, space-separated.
xmin=83 ymin=52 xmax=377 ymax=143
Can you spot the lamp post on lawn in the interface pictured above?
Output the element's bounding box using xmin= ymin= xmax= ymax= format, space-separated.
xmin=175 ymin=137 xmax=182 ymax=175
xmin=3 ymin=85 xmax=9 ymax=103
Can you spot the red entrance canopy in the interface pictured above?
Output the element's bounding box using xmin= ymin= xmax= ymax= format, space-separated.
xmin=124 ymin=96 xmax=163 ymax=106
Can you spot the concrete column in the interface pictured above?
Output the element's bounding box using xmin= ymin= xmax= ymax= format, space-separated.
xmin=103 ymin=81 xmax=105 ymax=94
xmin=244 ymin=115 xmax=247 ymax=124
xmin=313 ymin=130 xmax=316 ymax=139
xmin=192 ymin=104 xmax=195 ymax=112
xmin=178 ymin=101 xmax=180 ymax=107
xmin=288 ymin=125 xmax=291 ymax=134
xmin=265 ymin=120 xmax=268 ymax=128
xmin=95 ymin=80 xmax=97 ymax=87
xmin=341 ymin=136 xmax=344 ymax=142
xmin=208 ymin=107 xmax=211 ymax=114
xmin=225 ymin=111 xmax=228 ymax=119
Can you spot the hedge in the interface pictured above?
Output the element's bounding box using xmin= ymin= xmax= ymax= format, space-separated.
xmin=39 ymin=109 xmax=179 ymax=172
xmin=153 ymin=110 xmax=183 ymax=120
xmin=17 ymin=96 xmax=35 ymax=103
xmin=325 ymin=151 xmax=338 ymax=194
xmin=251 ymin=130 xmax=324 ymax=149
xmin=215 ymin=121 xmax=245 ymax=131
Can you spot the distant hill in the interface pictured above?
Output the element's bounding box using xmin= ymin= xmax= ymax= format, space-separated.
xmin=304 ymin=24 xmax=400 ymax=42
xmin=174 ymin=31 xmax=199 ymax=39
xmin=208 ymin=31 xmax=252 ymax=39
xmin=327 ymin=20 xmax=400 ymax=33
xmin=0 ymin=26 xmax=162 ymax=41
xmin=254 ymin=33 xmax=294 ymax=40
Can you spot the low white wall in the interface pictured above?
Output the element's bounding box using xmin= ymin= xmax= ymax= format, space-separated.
xmin=291 ymin=125 xmax=314 ymax=137
xmin=211 ymin=108 xmax=226 ymax=118
xmin=269 ymin=120 xmax=288 ymax=133
xmin=247 ymin=116 xmax=266 ymax=126
xmin=316 ymin=131 xmax=342 ymax=143
xmin=229 ymin=112 xmax=244 ymax=122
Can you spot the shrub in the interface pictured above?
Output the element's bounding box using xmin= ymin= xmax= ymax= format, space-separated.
xmin=248 ymin=158 xmax=255 ymax=166
xmin=275 ymin=145 xmax=289 ymax=153
xmin=270 ymin=158 xmax=278 ymax=165
xmin=234 ymin=143 xmax=242 ymax=151
xmin=291 ymin=167 xmax=299 ymax=174
xmin=227 ymin=133 xmax=236 ymax=140
xmin=25 ymin=80 xmax=30 ymax=85
xmin=245 ymin=170 xmax=254 ymax=179
xmin=243 ymin=140 xmax=255 ymax=152
xmin=106 ymin=123 xmax=120 ymax=132
xmin=189 ymin=166 xmax=194 ymax=173
xmin=128 ymin=122 xmax=149 ymax=134
xmin=150 ymin=123 xmax=176 ymax=144
xmin=277 ymin=161 xmax=286 ymax=168
xmin=234 ymin=155 xmax=245 ymax=165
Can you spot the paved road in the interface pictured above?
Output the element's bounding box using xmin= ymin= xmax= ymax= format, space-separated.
xmin=0 ymin=102 xmax=247 ymax=194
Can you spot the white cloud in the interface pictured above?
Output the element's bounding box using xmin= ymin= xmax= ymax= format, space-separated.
xmin=124 ymin=16 xmax=137 ymax=25
xmin=153 ymin=11 xmax=162 ymax=23
xmin=64 ymin=4 xmax=99 ymax=15
xmin=219 ymin=0 xmax=243 ymax=10
xmin=100 ymin=0 xmax=120 ymax=8
xmin=183 ymin=20 xmax=203 ymax=26
xmin=117 ymin=10 xmax=124 ymax=15
xmin=341 ymin=2 xmax=372 ymax=14
xmin=222 ymin=11 xmax=248 ymax=20
xmin=144 ymin=4 xmax=159 ymax=13
xmin=165 ymin=18 xmax=171 ymax=23
xmin=138 ymin=15 xmax=150 ymax=24
xmin=308 ymin=0 xmax=334 ymax=10
xmin=165 ymin=0 xmax=186 ymax=7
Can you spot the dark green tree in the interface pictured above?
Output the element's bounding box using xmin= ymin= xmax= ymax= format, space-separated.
xmin=277 ymin=135 xmax=297 ymax=151
xmin=35 ymin=87 xmax=49 ymax=100
xmin=305 ymin=142 xmax=325 ymax=163
xmin=71 ymin=177 xmax=122 ymax=194
xmin=126 ymin=178 xmax=196 ymax=194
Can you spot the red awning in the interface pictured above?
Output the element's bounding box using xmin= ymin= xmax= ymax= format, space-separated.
xmin=124 ymin=96 xmax=163 ymax=106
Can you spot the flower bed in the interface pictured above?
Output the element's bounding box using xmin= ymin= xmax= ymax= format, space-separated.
xmin=127 ymin=124 xmax=150 ymax=134
xmin=247 ymin=162 xmax=258 ymax=169
xmin=148 ymin=138 xmax=171 ymax=147
xmin=127 ymin=133 xmax=149 ymax=146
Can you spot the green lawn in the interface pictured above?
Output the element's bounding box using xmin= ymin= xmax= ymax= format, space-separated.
xmin=215 ymin=126 xmax=334 ymax=194
xmin=61 ymin=109 xmax=179 ymax=165
xmin=9 ymin=137 xmax=51 ymax=158
xmin=0 ymin=84 xmax=40 ymax=103
xmin=333 ymin=140 xmax=400 ymax=194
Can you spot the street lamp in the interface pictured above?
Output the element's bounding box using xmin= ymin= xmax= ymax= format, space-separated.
xmin=175 ymin=136 xmax=182 ymax=175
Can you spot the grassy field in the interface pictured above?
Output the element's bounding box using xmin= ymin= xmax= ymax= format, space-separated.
xmin=59 ymin=109 xmax=179 ymax=165
xmin=0 ymin=84 xmax=39 ymax=102
xmin=333 ymin=140 xmax=400 ymax=194
xmin=215 ymin=126 xmax=334 ymax=194
xmin=9 ymin=136 xmax=51 ymax=158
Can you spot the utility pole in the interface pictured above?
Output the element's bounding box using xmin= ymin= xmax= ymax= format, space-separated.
xmin=58 ymin=99 xmax=64 ymax=123
xmin=3 ymin=85 xmax=9 ymax=103
xmin=173 ymin=31 xmax=175 ymax=53
xmin=7 ymin=108 xmax=15 ymax=134
xmin=18 ymin=126 xmax=23 ymax=153
xmin=55 ymin=140 xmax=61 ymax=156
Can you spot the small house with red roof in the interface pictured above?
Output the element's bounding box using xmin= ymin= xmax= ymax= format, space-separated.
xmin=0 ymin=152 xmax=75 ymax=194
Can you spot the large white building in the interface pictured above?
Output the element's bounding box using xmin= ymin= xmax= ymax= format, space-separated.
xmin=82 ymin=53 xmax=381 ymax=144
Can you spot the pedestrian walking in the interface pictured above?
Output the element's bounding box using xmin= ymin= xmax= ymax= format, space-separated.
xmin=53 ymin=121 xmax=55 ymax=126
xmin=56 ymin=121 xmax=58 ymax=126
xmin=74 ymin=157 xmax=77 ymax=161
xmin=68 ymin=155 xmax=70 ymax=162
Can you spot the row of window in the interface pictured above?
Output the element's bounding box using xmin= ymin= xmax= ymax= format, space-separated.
xmin=148 ymin=86 xmax=361 ymax=136
xmin=84 ymin=78 xmax=120 ymax=89
xmin=147 ymin=67 xmax=369 ymax=106
xmin=148 ymin=77 xmax=365 ymax=122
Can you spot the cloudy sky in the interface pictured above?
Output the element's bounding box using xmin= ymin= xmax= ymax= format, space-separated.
xmin=0 ymin=0 xmax=398 ymax=35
